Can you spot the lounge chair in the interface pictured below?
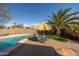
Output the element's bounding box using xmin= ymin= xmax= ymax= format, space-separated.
xmin=28 ymin=34 xmax=47 ymax=42
xmin=35 ymin=34 xmax=47 ymax=42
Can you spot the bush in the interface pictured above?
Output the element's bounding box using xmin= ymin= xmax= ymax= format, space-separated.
xmin=46 ymin=34 xmax=68 ymax=42
xmin=4 ymin=33 xmax=10 ymax=36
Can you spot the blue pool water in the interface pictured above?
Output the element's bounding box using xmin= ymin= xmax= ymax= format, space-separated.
xmin=0 ymin=34 xmax=32 ymax=52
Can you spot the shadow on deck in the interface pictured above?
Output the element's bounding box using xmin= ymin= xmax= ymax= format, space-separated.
xmin=8 ymin=43 xmax=61 ymax=56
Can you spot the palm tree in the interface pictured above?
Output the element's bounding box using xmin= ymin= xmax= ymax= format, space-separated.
xmin=47 ymin=8 xmax=79 ymax=35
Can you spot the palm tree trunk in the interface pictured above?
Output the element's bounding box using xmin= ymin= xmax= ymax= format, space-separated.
xmin=56 ymin=27 xmax=60 ymax=35
xmin=56 ymin=31 xmax=60 ymax=35
xmin=56 ymin=29 xmax=60 ymax=35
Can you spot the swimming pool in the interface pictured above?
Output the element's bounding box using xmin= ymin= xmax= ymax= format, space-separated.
xmin=0 ymin=34 xmax=32 ymax=52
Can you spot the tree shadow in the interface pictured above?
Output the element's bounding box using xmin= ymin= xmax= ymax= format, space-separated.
xmin=9 ymin=43 xmax=61 ymax=56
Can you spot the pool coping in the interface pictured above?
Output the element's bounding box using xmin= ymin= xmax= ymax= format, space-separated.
xmin=0 ymin=34 xmax=32 ymax=39
xmin=0 ymin=37 xmax=29 ymax=56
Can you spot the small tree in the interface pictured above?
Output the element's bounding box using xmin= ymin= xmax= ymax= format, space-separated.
xmin=10 ymin=23 xmax=24 ymax=29
xmin=0 ymin=4 xmax=10 ymax=25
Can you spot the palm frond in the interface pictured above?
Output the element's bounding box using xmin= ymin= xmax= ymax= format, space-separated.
xmin=67 ymin=17 xmax=79 ymax=21
xmin=48 ymin=16 xmax=53 ymax=20
xmin=59 ymin=8 xmax=72 ymax=19
xmin=68 ymin=21 xmax=79 ymax=25
xmin=52 ymin=12 xmax=58 ymax=20
xmin=47 ymin=20 xmax=54 ymax=24
xmin=64 ymin=12 xmax=79 ymax=21
xmin=57 ymin=9 xmax=63 ymax=17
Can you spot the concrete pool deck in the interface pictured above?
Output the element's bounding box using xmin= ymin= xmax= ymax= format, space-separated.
xmin=0 ymin=34 xmax=32 ymax=39
xmin=9 ymin=39 xmax=79 ymax=56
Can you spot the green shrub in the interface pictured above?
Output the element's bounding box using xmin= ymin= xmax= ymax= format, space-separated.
xmin=46 ymin=34 xmax=68 ymax=42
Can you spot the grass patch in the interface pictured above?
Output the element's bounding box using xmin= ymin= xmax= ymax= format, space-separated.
xmin=46 ymin=34 xmax=69 ymax=42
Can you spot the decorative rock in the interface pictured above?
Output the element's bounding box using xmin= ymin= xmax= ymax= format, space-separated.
xmin=56 ymin=48 xmax=78 ymax=56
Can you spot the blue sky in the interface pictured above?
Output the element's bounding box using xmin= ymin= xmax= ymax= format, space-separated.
xmin=7 ymin=3 xmax=79 ymax=26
